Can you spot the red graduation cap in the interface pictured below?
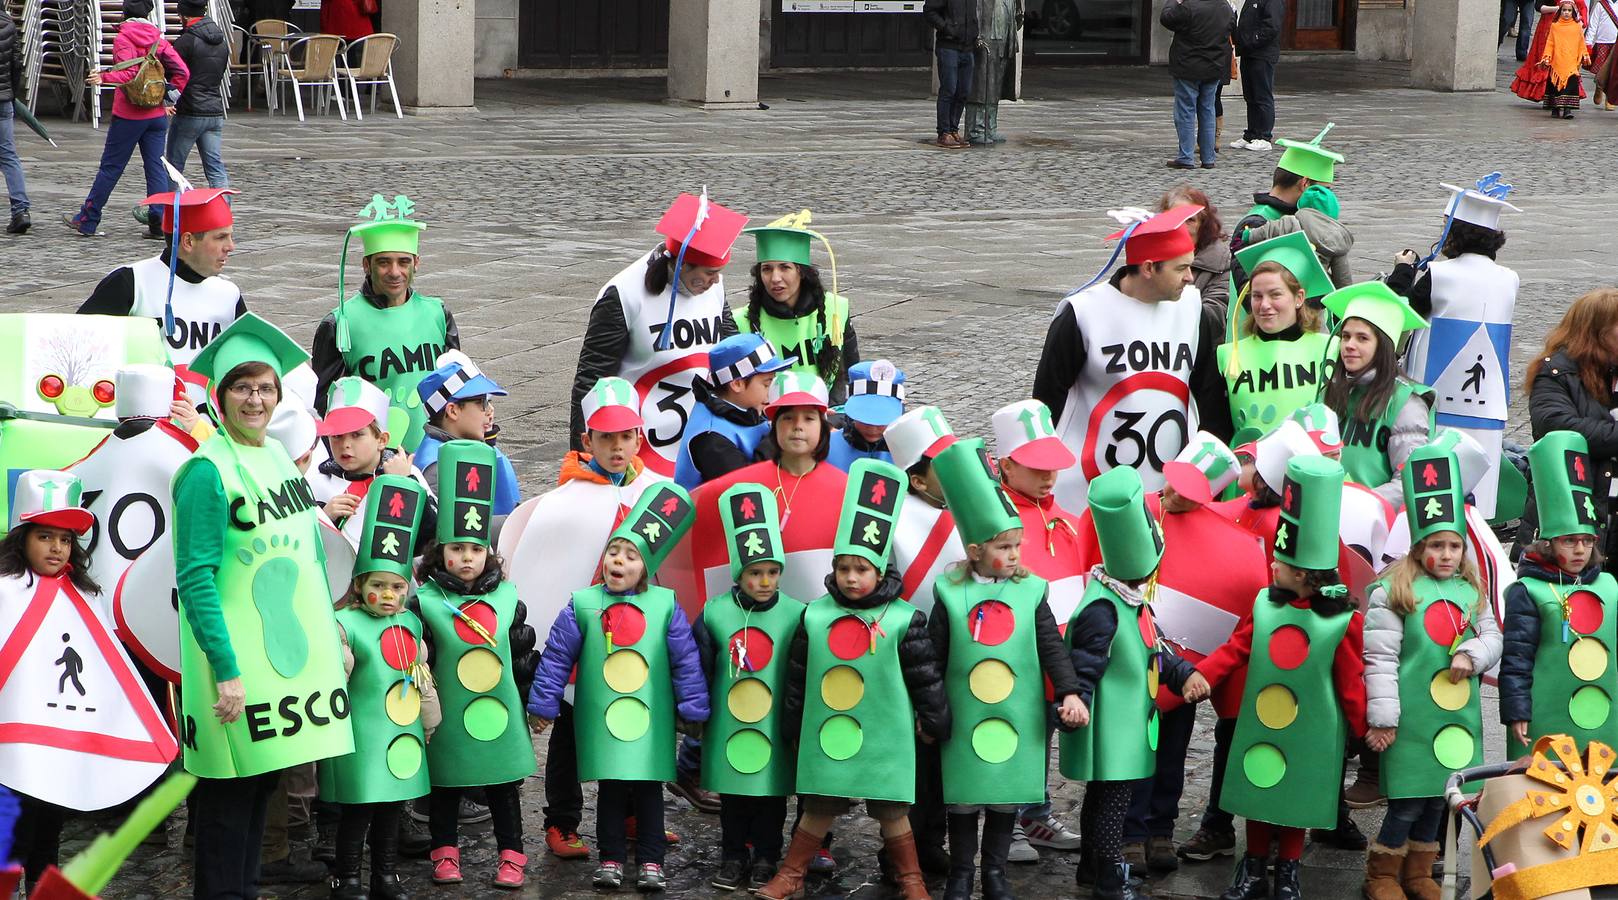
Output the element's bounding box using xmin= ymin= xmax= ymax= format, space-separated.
xmin=1106 ymin=204 xmax=1202 ymax=266
xmin=654 ymin=192 xmax=749 ymax=269
xmin=139 ymin=187 xmax=238 ymax=235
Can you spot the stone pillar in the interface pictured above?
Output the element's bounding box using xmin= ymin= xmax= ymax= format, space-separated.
xmin=668 ymin=0 xmax=760 ymax=108
xmin=1410 ymin=0 xmax=1495 ymax=90
xmin=382 ymin=0 xmax=476 ymax=112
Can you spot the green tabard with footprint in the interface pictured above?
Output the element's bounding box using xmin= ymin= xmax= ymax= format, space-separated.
xmin=176 ymin=438 xmax=354 ymax=779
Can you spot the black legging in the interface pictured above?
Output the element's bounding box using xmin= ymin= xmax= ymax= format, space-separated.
xmin=335 ymin=801 xmax=403 ymax=877
xmin=1079 ymin=780 xmax=1133 ymax=866
xmin=597 ymin=779 xmax=665 ymax=866
xmin=193 ymin=770 xmax=282 ymax=900
xmin=13 ymin=794 xmax=67 ymax=885
xmin=429 ymin=781 xmax=523 ymax=853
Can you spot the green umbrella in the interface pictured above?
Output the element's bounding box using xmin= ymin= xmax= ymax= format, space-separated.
xmin=11 ymin=101 xmax=58 ymax=148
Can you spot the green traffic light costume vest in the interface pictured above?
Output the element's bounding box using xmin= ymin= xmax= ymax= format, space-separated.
xmin=335 ymin=294 xmax=448 ymax=451
xmin=739 ymin=293 xmax=848 ymax=383
xmin=176 ymin=438 xmax=354 ymax=779
xmin=700 ymin=592 xmax=805 ymax=796
xmin=796 ymin=595 xmax=919 ymax=802
xmin=318 ymin=607 xmax=431 ymax=804
xmin=937 ymin=574 xmax=1052 ymax=805
xmin=1221 ymin=594 xmax=1354 ymax=829
xmin=416 ymin=579 xmax=536 ymax=786
xmin=1059 ymin=580 xmax=1160 ymax=783
xmin=571 ymin=585 xmax=678 ymax=783
xmin=1339 ymin=380 xmax=1434 ymax=488
xmin=1379 ymin=578 xmax=1486 ymax=799
xmin=1509 ymin=575 xmax=1618 ymax=757
xmin=1217 ymin=332 xmax=1336 ymax=441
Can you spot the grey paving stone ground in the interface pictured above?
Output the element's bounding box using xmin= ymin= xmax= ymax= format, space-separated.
xmin=8 ymin=40 xmax=1603 ymax=900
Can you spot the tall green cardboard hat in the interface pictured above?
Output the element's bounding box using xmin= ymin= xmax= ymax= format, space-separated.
xmin=608 ymin=482 xmax=695 ymax=577
xmin=834 ymin=458 xmax=907 ymax=572
xmin=355 ymin=474 xmax=427 ymax=579
xmin=1401 ymin=442 xmax=1465 ymax=544
xmin=933 ymin=437 xmax=1021 ymax=547
xmin=1273 ymin=456 xmax=1344 ymax=571
xmin=743 ymin=209 xmax=841 ymax=299
xmin=1087 ymin=466 xmax=1164 ymax=582
xmin=1321 ymin=280 xmax=1429 ymax=344
xmin=1276 ymin=122 xmax=1345 ymax=184
xmin=719 ymin=482 xmax=784 ymax=581
xmin=1528 ymin=430 xmax=1600 ymax=539
xmin=188 ymin=312 xmax=310 ymax=386
xmin=335 ymin=193 xmax=427 ymax=353
xmin=1233 ymin=231 xmax=1335 ymax=300
xmin=436 ymin=439 xmax=497 ymax=547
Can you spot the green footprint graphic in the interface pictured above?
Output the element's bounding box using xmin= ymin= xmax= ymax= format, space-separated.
xmin=236 ymin=534 xmax=310 ymax=678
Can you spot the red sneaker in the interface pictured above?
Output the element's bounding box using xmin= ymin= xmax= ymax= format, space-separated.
xmin=546 ymin=826 xmax=591 ymax=859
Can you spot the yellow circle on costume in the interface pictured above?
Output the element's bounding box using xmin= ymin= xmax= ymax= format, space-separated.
xmin=821 ymin=666 xmax=865 ymax=711
xmin=1570 ymin=636 xmax=1609 ymax=682
xmin=1255 ymin=684 xmax=1298 ymax=730
xmin=1429 ymin=670 xmax=1471 ymax=711
xmin=457 ymin=647 xmax=503 ymax=693
xmin=604 ymin=649 xmax=650 ymax=694
xmin=728 ymin=678 xmax=774 ymax=724
xmin=1147 ymin=657 xmax=1160 ymax=699
xmin=969 ymin=659 xmax=1016 ymax=705
xmin=384 ymin=679 xmax=421 ymax=727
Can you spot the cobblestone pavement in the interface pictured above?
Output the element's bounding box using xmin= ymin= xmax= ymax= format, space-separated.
xmin=10 ymin=40 xmax=1600 ymax=899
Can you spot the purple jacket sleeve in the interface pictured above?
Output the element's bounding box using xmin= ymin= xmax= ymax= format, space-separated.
xmin=526 ymin=604 xmax=582 ymax=720
xmin=667 ymin=605 xmax=711 ymax=723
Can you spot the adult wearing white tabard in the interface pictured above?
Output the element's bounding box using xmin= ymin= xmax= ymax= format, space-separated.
xmin=1390 ymin=173 xmax=1521 ymax=520
xmin=1032 ymin=205 xmax=1232 ymax=512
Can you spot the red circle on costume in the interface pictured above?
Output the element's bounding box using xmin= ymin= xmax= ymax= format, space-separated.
xmin=1268 ymin=625 xmax=1310 ymax=671
xmin=829 ymin=616 xmax=873 ymax=661
xmin=1570 ymin=591 xmax=1604 ymax=636
xmin=1423 ymin=601 xmax=1465 ymax=648
xmin=602 ymin=604 xmax=647 ymax=647
xmin=1139 ymin=610 xmax=1159 ymax=649
xmin=379 ymin=625 xmax=418 ymax=670
xmin=730 ymin=627 xmax=775 ymax=671
xmin=968 ymin=601 xmax=1015 ymax=646
xmin=452 ymin=600 xmax=499 ymax=645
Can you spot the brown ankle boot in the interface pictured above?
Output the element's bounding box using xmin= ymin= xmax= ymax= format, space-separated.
xmin=884 ymin=831 xmax=930 ymax=900
xmin=1361 ymin=843 xmax=1405 ymax=900
xmin=1401 ymin=841 xmax=1441 ymax=900
xmin=755 ymin=828 xmax=823 ymax=900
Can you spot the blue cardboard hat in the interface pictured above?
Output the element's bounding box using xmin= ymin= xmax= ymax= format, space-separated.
xmin=417 ymin=350 xmax=508 ymax=416
xmin=841 ymin=359 xmax=906 ymax=426
xmin=708 ymin=333 xmax=797 ymax=387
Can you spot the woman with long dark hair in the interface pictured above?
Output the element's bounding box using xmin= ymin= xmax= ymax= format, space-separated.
xmin=1159 ymin=184 xmax=1231 ymax=315
xmin=740 ymin=215 xmax=861 ymax=406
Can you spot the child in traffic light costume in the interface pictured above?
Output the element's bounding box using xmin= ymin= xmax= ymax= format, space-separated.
xmin=527 ymin=482 xmax=710 ymax=893
xmin=756 ymin=459 xmax=951 ymax=900
xmin=929 ymin=439 xmax=1084 ymax=900
xmin=412 ymin=440 xmax=538 ymax=890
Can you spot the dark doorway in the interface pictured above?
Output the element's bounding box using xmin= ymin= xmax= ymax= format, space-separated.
xmin=518 ymin=0 xmax=670 ymax=69
xmin=770 ymin=3 xmax=931 ymax=68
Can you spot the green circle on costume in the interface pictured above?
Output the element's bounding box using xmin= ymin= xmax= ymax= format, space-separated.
xmin=971 ymin=718 xmax=1019 ymax=764
xmin=728 ymin=678 xmax=774 ymax=724
xmin=604 ymin=649 xmax=650 ymax=694
xmin=1243 ymin=743 xmax=1286 ymax=789
xmin=821 ymin=666 xmax=865 ymax=712
xmin=386 ymin=733 xmax=423 ymax=779
xmin=819 ymin=715 xmax=863 ymax=761
xmin=1256 ymin=684 xmax=1298 ymax=730
xmin=1429 ymin=671 xmax=1471 ymax=712
xmin=1569 ymin=637 xmax=1609 ymax=682
xmin=457 ymin=647 xmax=503 ymax=693
xmin=605 ymin=697 xmax=651 ymax=742
xmin=969 ymin=659 xmax=1016 ymax=704
xmin=1147 ymin=708 xmax=1159 ymax=752
xmin=463 ymin=695 xmax=509 ymax=742
xmin=1431 ymin=725 xmax=1474 ymax=770
xmin=1571 ymin=685 xmax=1612 ymax=730
xmin=726 ymin=729 xmax=772 ymax=774
xmin=385 ymin=680 xmax=421 ymax=726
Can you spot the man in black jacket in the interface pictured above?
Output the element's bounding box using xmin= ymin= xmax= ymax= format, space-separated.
xmin=167 ymin=0 xmax=231 ymax=193
xmin=1231 ymin=0 xmax=1283 ymax=151
xmin=924 ymin=0 xmax=978 ymax=149
xmin=1162 ymin=0 xmax=1235 ymax=169
xmin=0 ymin=7 xmax=30 ymax=233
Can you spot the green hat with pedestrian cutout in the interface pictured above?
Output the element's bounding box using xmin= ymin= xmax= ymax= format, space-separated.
xmin=1401 ymin=442 xmax=1465 ymax=545
xmin=1086 ymin=465 xmax=1164 ymax=582
xmin=933 ymin=437 xmax=1022 ymax=547
xmin=355 ymin=474 xmax=427 ymax=579
xmin=720 ymin=482 xmax=785 ymax=581
xmin=608 ymin=482 xmax=695 ymax=577
xmin=436 ymin=439 xmax=497 ymax=547
xmin=833 ymin=458 xmax=907 ymax=572
xmin=1273 ymin=456 xmax=1343 ymax=571
xmin=1529 ymin=430 xmax=1600 ymax=539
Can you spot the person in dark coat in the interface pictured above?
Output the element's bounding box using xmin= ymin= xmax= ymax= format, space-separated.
xmin=1497 ymin=545 xmax=1607 ymax=745
xmin=0 ymin=6 xmax=30 ymax=234
xmin=1231 ymin=0 xmax=1283 ymax=151
xmin=924 ymin=0 xmax=979 ymax=149
xmin=168 ymin=0 xmax=230 ymax=190
xmin=1162 ymin=0 xmax=1234 ymax=170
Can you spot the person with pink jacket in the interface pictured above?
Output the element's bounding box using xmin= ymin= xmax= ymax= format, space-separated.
xmin=65 ymin=0 xmax=187 ymax=237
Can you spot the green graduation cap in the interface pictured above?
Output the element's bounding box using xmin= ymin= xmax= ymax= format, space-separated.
xmin=834 ymin=458 xmax=907 ymax=572
xmin=1234 ymin=231 xmax=1335 ymax=300
xmin=932 ymin=437 xmax=1021 ymax=547
xmin=436 ymin=439 xmax=497 ymax=546
xmin=188 ymin=312 xmax=310 ymax=385
xmin=1273 ymin=456 xmax=1344 ymax=571
xmin=720 ymin=482 xmax=784 ymax=581
xmin=355 ymin=474 xmax=427 ymax=579
xmin=1276 ymin=122 xmax=1345 ymax=184
xmin=743 ymin=209 xmax=840 ymax=296
xmin=1086 ymin=465 xmax=1164 ymax=582
xmin=608 ymin=481 xmax=695 ymax=577
xmin=1528 ymin=430 xmax=1600 ymax=539
xmin=1322 ymin=280 xmax=1429 ymax=344
xmin=1401 ymin=442 xmax=1464 ymax=545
